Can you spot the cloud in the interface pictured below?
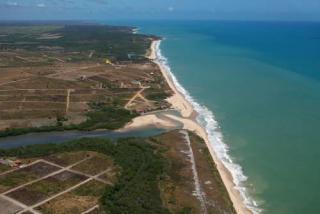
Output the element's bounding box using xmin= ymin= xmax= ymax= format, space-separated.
xmin=0 ymin=1 xmax=22 ymax=8
xmin=168 ymin=6 xmax=174 ymax=12
xmin=6 ymin=1 xmax=19 ymax=7
xmin=36 ymin=3 xmax=46 ymax=8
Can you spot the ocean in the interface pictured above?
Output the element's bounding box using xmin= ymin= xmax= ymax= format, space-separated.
xmin=107 ymin=20 xmax=320 ymax=214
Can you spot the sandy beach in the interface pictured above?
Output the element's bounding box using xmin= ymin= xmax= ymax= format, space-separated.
xmin=149 ymin=41 xmax=194 ymax=118
xmin=123 ymin=40 xmax=251 ymax=214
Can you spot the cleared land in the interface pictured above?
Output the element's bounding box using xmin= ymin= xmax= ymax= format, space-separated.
xmin=0 ymin=151 xmax=117 ymax=214
xmin=36 ymin=180 xmax=106 ymax=214
xmin=0 ymin=130 xmax=235 ymax=214
xmin=0 ymin=161 xmax=60 ymax=193
xmin=0 ymin=24 xmax=172 ymax=131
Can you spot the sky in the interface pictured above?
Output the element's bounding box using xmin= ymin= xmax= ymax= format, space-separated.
xmin=0 ymin=0 xmax=320 ymax=21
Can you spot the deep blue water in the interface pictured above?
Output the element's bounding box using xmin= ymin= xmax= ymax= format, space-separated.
xmin=189 ymin=21 xmax=320 ymax=81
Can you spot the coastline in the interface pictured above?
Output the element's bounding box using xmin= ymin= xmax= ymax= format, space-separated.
xmin=124 ymin=39 xmax=253 ymax=214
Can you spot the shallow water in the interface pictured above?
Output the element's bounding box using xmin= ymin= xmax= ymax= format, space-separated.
xmin=0 ymin=128 xmax=167 ymax=149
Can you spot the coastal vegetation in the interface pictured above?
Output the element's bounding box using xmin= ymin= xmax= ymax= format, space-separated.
xmin=0 ymin=130 xmax=235 ymax=213
xmin=0 ymin=103 xmax=137 ymax=137
xmin=0 ymin=24 xmax=158 ymax=64
xmin=0 ymin=137 xmax=169 ymax=213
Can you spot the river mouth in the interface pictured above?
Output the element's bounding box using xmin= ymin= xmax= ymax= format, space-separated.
xmin=0 ymin=127 xmax=170 ymax=149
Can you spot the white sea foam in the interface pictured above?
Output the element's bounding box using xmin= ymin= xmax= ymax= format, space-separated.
xmin=132 ymin=28 xmax=139 ymax=34
xmin=155 ymin=40 xmax=262 ymax=214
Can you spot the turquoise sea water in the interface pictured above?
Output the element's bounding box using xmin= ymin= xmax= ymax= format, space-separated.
xmin=108 ymin=20 xmax=320 ymax=214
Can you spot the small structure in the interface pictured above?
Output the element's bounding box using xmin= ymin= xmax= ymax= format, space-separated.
xmin=0 ymin=158 xmax=22 ymax=168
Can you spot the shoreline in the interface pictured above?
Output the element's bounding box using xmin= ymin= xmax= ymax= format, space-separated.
xmin=124 ymin=40 xmax=253 ymax=214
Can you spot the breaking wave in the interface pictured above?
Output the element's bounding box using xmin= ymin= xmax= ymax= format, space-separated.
xmin=154 ymin=40 xmax=262 ymax=214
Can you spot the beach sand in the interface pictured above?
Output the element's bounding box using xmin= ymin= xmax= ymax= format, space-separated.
xmin=125 ymin=114 xmax=177 ymax=129
xmin=123 ymin=40 xmax=251 ymax=214
xmin=149 ymin=40 xmax=194 ymax=118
